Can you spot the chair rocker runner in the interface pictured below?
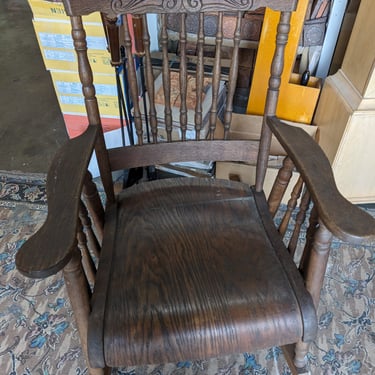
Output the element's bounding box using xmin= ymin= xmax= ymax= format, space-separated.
xmin=16 ymin=0 xmax=375 ymax=374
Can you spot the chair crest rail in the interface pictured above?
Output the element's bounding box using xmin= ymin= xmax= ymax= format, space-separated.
xmin=63 ymin=0 xmax=297 ymax=17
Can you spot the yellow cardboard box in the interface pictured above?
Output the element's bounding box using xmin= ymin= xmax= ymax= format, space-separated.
xmin=33 ymin=19 xmax=107 ymax=50
xmin=39 ymin=47 xmax=113 ymax=73
xmin=50 ymin=70 xmax=117 ymax=93
xmin=50 ymin=71 xmax=119 ymax=117
xmin=246 ymin=1 xmax=321 ymax=124
xmin=32 ymin=18 xmax=113 ymax=73
xmin=55 ymin=93 xmax=119 ymax=117
xmin=27 ymin=0 xmax=101 ymax=23
xmin=41 ymin=48 xmax=114 ymax=74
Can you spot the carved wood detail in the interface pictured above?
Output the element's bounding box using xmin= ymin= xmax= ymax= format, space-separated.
xmin=63 ymin=0 xmax=296 ymax=17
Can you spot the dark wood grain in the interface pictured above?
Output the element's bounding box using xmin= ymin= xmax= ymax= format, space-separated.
xmin=101 ymin=14 xmax=121 ymax=66
xmin=252 ymin=187 xmax=317 ymax=343
xmin=19 ymin=0 xmax=375 ymax=373
xmin=161 ymin=14 xmax=173 ymax=142
xmin=209 ymin=11 xmax=223 ymax=139
xmin=278 ymin=177 xmax=304 ymax=237
xmin=16 ymin=126 xmax=98 ymax=278
xmin=223 ymin=12 xmax=242 ymax=139
xmin=294 ymin=220 xmax=333 ymax=368
xmin=268 ymin=156 xmax=295 ymax=217
xmin=88 ymin=204 xmax=118 ymax=368
xmin=142 ymin=14 xmax=158 ymax=143
xmin=194 ymin=12 xmax=205 ymax=139
xmin=288 ymin=189 xmax=310 ymax=257
xmin=82 ymin=171 xmax=105 ymax=244
xmin=64 ymin=248 xmax=106 ymax=375
xmin=79 ymin=200 xmax=101 ymax=259
xmin=108 ymin=140 xmax=259 ymax=171
xmin=90 ymin=178 xmax=310 ymax=366
xmin=123 ymin=16 xmax=143 ymax=145
xmin=267 ymin=116 xmax=375 ymax=243
xmin=62 ymin=0 xmax=297 ymax=18
xmin=70 ymin=15 xmax=115 ymax=202
xmin=256 ymin=11 xmax=292 ymax=191
xmin=179 ymin=13 xmax=188 ymax=141
xmin=77 ymin=218 xmax=96 ymax=286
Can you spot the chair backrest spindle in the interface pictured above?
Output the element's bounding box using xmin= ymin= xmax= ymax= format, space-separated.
xmin=141 ymin=15 xmax=158 ymax=143
xmin=209 ymin=11 xmax=223 ymax=140
xmin=223 ymin=11 xmax=242 ymax=140
xmin=161 ymin=14 xmax=173 ymax=142
xmin=123 ymin=17 xmax=143 ymax=145
xmin=256 ymin=10 xmax=292 ymax=192
xmin=195 ymin=12 xmax=205 ymax=140
xmin=179 ymin=13 xmax=188 ymax=141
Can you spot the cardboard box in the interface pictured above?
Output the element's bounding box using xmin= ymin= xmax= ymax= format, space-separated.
xmin=32 ymin=18 xmax=113 ymax=73
xmin=216 ymin=113 xmax=318 ymax=202
xmin=33 ymin=19 xmax=107 ymax=50
xmin=51 ymin=70 xmax=117 ymax=96
xmin=57 ymin=94 xmax=119 ymax=117
xmin=216 ymin=162 xmax=301 ymax=202
xmin=27 ymin=0 xmax=102 ymax=23
xmin=50 ymin=70 xmax=120 ymax=117
xmin=246 ymin=1 xmax=322 ymax=124
xmin=228 ymin=113 xmax=317 ymax=155
xmin=39 ymin=47 xmax=113 ymax=73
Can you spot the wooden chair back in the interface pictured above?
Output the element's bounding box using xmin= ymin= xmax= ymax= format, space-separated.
xmin=62 ymin=0 xmax=298 ymax=200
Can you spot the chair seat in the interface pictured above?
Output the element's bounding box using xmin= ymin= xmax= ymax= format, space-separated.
xmin=88 ymin=178 xmax=316 ymax=367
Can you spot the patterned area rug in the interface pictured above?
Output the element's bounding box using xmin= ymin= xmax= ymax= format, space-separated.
xmin=1 ymin=171 xmax=374 ymax=375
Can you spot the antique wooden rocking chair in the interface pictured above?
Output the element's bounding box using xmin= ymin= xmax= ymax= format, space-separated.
xmin=16 ymin=0 xmax=375 ymax=374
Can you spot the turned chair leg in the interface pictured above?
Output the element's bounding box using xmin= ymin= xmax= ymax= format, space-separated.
xmin=63 ymin=247 xmax=108 ymax=375
xmin=294 ymin=220 xmax=333 ymax=369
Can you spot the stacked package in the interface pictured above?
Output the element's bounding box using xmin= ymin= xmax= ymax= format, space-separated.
xmin=27 ymin=0 xmax=122 ymax=138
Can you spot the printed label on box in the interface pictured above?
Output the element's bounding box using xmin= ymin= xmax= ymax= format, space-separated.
xmin=44 ymin=49 xmax=76 ymax=62
xmin=56 ymin=81 xmax=117 ymax=96
xmin=38 ymin=32 xmax=107 ymax=50
xmin=60 ymin=95 xmax=84 ymax=106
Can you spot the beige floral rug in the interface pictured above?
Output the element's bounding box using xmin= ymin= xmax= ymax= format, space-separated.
xmin=1 ymin=171 xmax=374 ymax=374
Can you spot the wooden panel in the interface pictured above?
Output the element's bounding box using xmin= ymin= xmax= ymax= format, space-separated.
xmin=341 ymin=0 xmax=375 ymax=98
xmin=92 ymin=178 xmax=307 ymax=366
xmin=333 ymin=112 xmax=375 ymax=202
xmin=313 ymin=73 xmax=353 ymax=164
xmin=165 ymin=11 xmax=264 ymax=41
xmin=314 ymin=71 xmax=375 ymax=203
xmin=108 ymin=140 xmax=259 ymax=171
xmin=63 ymin=0 xmax=297 ymax=17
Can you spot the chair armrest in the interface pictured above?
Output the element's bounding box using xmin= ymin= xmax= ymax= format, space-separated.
xmin=267 ymin=116 xmax=375 ymax=244
xmin=16 ymin=126 xmax=99 ymax=278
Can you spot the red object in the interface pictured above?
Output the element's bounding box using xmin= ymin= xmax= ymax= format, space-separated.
xmin=63 ymin=114 xmax=122 ymax=138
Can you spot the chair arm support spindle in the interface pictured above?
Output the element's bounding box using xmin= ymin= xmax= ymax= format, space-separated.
xmin=267 ymin=116 xmax=375 ymax=244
